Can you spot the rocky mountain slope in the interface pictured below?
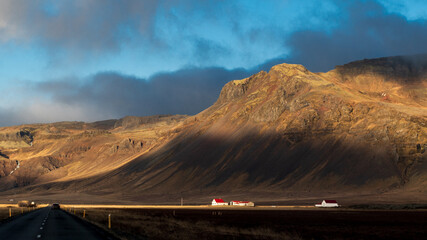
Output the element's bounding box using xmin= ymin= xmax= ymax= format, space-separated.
xmin=0 ymin=55 xmax=426 ymax=204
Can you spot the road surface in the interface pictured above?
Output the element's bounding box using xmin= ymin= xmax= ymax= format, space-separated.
xmin=0 ymin=207 xmax=117 ymax=240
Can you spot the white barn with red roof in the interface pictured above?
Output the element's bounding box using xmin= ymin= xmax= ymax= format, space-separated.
xmin=230 ymin=200 xmax=255 ymax=207
xmin=212 ymin=198 xmax=228 ymax=206
xmin=315 ymin=200 xmax=339 ymax=207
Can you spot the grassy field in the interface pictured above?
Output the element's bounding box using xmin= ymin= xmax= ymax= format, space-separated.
xmin=64 ymin=207 xmax=427 ymax=240
xmin=61 ymin=204 xmax=315 ymax=209
xmin=65 ymin=207 xmax=302 ymax=240
xmin=0 ymin=206 xmax=45 ymax=221
xmin=349 ymin=203 xmax=427 ymax=210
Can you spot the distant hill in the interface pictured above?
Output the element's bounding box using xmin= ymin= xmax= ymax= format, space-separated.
xmin=0 ymin=55 xmax=425 ymax=205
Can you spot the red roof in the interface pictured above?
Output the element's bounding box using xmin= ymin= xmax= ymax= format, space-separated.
xmin=213 ymin=198 xmax=225 ymax=203
xmin=324 ymin=200 xmax=337 ymax=203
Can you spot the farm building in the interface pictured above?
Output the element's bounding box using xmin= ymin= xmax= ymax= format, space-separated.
xmin=18 ymin=200 xmax=37 ymax=207
xmin=315 ymin=200 xmax=339 ymax=207
xmin=230 ymin=200 xmax=255 ymax=207
xmin=212 ymin=198 xmax=228 ymax=206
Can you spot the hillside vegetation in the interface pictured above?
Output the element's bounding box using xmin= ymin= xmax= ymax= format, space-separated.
xmin=0 ymin=55 xmax=426 ymax=204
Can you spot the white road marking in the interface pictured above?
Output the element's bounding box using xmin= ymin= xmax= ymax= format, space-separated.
xmin=42 ymin=222 xmax=45 ymax=225
xmin=37 ymin=234 xmax=41 ymax=238
xmin=40 ymin=227 xmax=43 ymax=230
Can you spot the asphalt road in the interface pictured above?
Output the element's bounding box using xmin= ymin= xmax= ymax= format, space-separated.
xmin=0 ymin=207 xmax=117 ymax=240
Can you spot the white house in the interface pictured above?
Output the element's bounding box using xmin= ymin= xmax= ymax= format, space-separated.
xmin=315 ymin=200 xmax=339 ymax=207
xmin=230 ymin=200 xmax=255 ymax=207
xmin=212 ymin=198 xmax=228 ymax=206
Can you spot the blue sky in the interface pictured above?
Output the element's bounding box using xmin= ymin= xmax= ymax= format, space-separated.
xmin=0 ymin=0 xmax=427 ymax=126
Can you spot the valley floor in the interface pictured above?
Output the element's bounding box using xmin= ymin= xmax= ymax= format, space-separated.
xmin=1 ymin=187 xmax=426 ymax=206
xmin=62 ymin=207 xmax=427 ymax=240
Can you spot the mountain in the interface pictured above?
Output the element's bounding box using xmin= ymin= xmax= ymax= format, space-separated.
xmin=0 ymin=55 xmax=426 ymax=204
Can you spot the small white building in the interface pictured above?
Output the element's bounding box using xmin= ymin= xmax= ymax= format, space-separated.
xmin=315 ymin=200 xmax=339 ymax=207
xmin=212 ymin=198 xmax=228 ymax=206
xmin=230 ymin=200 xmax=255 ymax=207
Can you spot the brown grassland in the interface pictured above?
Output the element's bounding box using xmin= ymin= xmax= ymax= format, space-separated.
xmin=64 ymin=206 xmax=427 ymax=240
xmin=65 ymin=207 xmax=302 ymax=240
xmin=0 ymin=205 xmax=46 ymax=221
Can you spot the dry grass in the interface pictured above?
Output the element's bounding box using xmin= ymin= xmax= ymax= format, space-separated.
xmin=62 ymin=206 xmax=427 ymax=240
xmin=0 ymin=206 xmax=45 ymax=221
xmin=66 ymin=208 xmax=301 ymax=240
xmin=62 ymin=204 xmax=314 ymax=209
xmin=349 ymin=204 xmax=427 ymax=210
xmin=0 ymin=140 xmax=29 ymax=149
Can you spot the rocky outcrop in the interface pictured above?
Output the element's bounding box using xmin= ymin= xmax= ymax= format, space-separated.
xmin=0 ymin=151 xmax=9 ymax=159
xmin=0 ymin=159 xmax=17 ymax=177
xmin=114 ymin=115 xmax=187 ymax=129
xmin=335 ymin=54 xmax=427 ymax=83
xmin=0 ymin=128 xmax=34 ymax=144
xmin=111 ymin=138 xmax=144 ymax=153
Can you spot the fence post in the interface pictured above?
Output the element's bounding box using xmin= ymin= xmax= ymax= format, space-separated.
xmin=83 ymin=210 xmax=86 ymax=218
xmin=9 ymin=208 xmax=11 ymax=217
xmin=108 ymin=214 xmax=111 ymax=229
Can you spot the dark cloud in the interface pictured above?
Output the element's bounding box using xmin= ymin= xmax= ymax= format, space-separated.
xmin=286 ymin=0 xmax=427 ymax=72
xmin=192 ymin=38 xmax=231 ymax=63
xmin=0 ymin=0 xmax=158 ymax=55
xmin=2 ymin=0 xmax=426 ymax=72
xmin=2 ymin=0 xmax=427 ymax=127
xmin=0 ymin=59 xmax=281 ymax=127
xmin=0 ymin=0 xmax=281 ymax=64
xmin=0 ymin=0 xmax=321 ymax=69
xmin=35 ymin=67 xmax=250 ymax=120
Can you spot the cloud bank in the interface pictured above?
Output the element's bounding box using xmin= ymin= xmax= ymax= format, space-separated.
xmin=287 ymin=0 xmax=427 ymax=71
xmin=0 ymin=66 xmax=253 ymax=126
xmin=1 ymin=0 xmax=427 ymax=126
